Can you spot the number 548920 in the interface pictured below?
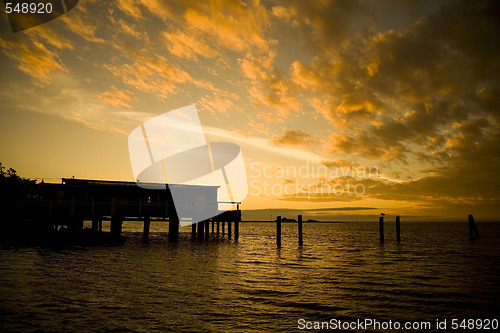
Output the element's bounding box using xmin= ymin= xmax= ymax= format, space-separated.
xmin=5 ymin=2 xmax=53 ymax=14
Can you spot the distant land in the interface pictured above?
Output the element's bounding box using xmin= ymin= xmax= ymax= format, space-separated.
xmin=239 ymin=208 xmax=500 ymax=223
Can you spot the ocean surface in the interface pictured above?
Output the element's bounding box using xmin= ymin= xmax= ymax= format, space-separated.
xmin=1 ymin=221 xmax=499 ymax=332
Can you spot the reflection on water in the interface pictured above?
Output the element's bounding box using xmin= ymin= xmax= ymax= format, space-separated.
xmin=1 ymin=222 xmax=499 ymax=332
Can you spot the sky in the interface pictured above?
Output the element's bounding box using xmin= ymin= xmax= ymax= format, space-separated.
xmin=1 ymin=0 xmax=499 ymax=221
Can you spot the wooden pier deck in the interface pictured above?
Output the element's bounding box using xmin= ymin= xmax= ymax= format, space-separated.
xmin=0 ymin=178 xmax=241 ymax=243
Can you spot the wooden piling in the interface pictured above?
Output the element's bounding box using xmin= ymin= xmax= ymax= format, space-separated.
xmin=468 ymin=214 xmax=480 ymax=240
xmin=70 ymin=198 xmax=76 ymax=217
xmin=222 ymin=221 xmax=225 ymax=235
xmin=69 ymin=199 xmax=83 ymax=232
xmin=111 ymin=197 xmax=116 ymax=216
xmin=235 ymin=220 xmax=239 ymax=241
xmin=91 ymin=198 xmax=98 ymax=231
xmin=277 ymin=216 xmax=282 ymax=248
xmin=91 ymin=217 xmax=99 ymax=232
xmin=110 ymin=215 xmax=122 ymax=239
xmin=197 ymin=221 xmax=204 ymax=241
xmin=49 ymin=198 xmax=54 ymax=217
xmin=192 ymin=222 xmax=197 ymax=240
xmin=298 ymin=214 xmax=303 ymax=247
xmin=212 ymin=220 xmax=215 ymax=234
xmin=217 ymin=221 xmax=220 ymax=235
xmin=75 ymin=218 xmax=84 ymax=232
xmin=228 ymin=221 xmax=232 ymax=239
xmin=143 ymin=215 xmax=150 ymax=242
xmin=205 ymin=220 xmax=210 ymax=241
xmin=168 ymin=206 xmax=179 ymax=242
xmin=379 ymin=216 xmax=384 ymax=243
xmin=396 ymin=216 xmax=400 ymax=242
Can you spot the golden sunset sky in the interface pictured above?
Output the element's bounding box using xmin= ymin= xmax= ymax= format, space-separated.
xmin=1 ymin=0 xmax=499 ymax=221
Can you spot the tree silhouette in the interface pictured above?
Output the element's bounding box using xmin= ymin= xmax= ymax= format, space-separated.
xmin=0 ymin=163 xmax=38 ymax=200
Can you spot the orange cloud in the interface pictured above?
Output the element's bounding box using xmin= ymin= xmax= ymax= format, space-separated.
xmin=198 ymin=95 xmax=236 ymax=114
xmin=240 ymin=55 xmax=302 ymax=121
xmin=0 ymin=38 xmax=67 ymax=83
xmin=100 ymin=86 xmax=136 ymax=109
xmin=271 ymin=130 xmax=318 ymax=148
xmin=116 ymin=0 xmax=143 ymax=19
xmin=27 ymin=25 xmax=74 ymax=50
xmin=163 ymin=30 xmax=218 ymax=60
xmin=61 ymin=9 xmax=105 ymax=43
xmin=183 ymin=0 xmax=271 ymax=54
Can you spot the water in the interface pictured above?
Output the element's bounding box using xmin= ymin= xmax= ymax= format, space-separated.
xmin=1 ymin=222 xmax=499 ymax=332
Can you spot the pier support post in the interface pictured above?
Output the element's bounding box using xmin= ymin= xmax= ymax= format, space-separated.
xmin=228 ymin=221 xmax=232 ymax=239
xmin=49 ymin=198 xmax=54 ymax=217
xmin=298 ymin=214 xmax=303 ymax=247
xmin=69 ymin=198 xmax=82 ymax=232
xmin=143 ymin=216 xmax=150 ymax=242
xmin=222 ymin=221 xmax=225 ymax=235
xmin=168 ymin=206 xmax=179 ymax=242
xmin=110 ymin=215 xmax=122 ymax=239
xmin=468 ymin=214 xmax=480 ymax=240
xmin=205 ymin=220 xmax=210 ymax=241
xmin=396 ymin=216 xmax=401 ymax=242
xmin=379 ymin=216 xmax=384 ymax=243
xmin=277 ymin=216 xmax=282 ymax=248
xmin=70 ymin=198 xmax=76 ymax=218
xmin=142 ymin=202 xmax=150 ymax=242
xmin=197 ymin=221 xmax=204 ymax=241
xmin=75 ymin=218 xmax=83 ymax=232
xmin=192 ymin=222 xmax=197 ymax=240
xmin=237 ymin=203 xmax=241 ymax=222
xmin=217 ymin=221 xmax=220 ymax=235
xmin=235 ymin=220 xmax=239 ymax=241
xmin=91 ymin=217 xmax=99 ymax=232
xmin=90 ymin=198 xmax=97 ymax=232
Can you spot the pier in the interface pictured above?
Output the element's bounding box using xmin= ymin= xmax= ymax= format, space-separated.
xmin=0 ymin=178 xmax=241 ymax=243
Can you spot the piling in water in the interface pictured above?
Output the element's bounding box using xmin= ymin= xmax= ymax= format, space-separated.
xmin=468 ymin=214 xmax=480 ymax=240
xmin=379 ymin=216 xmax=384 ymax=243
xmin=298 ymin=214 xmax=303 ymax=247
xmin=91 ymin=199 xmax=98 ymax=231
xmin=71 ymin=198 xmax=76 ymax=217
xmin=205 ymin=220 xmax=210 ymax=241
xmin=396 ymin=216 xmax=401 ymax=242
xmin=168 ymin=208 xmax=179 ymax=242
xmin=91 ymin=217 xmax=99 ymax=232
xmin=191 ymin=222 xmax=196 ymax=240
xmin=197 ymin=221 xmax=204 ymax=241
xmin=222 ymin=221 xmax=225 ymax=235
xmin=110 ymin=215 xmax=122 ymax=239
xmin=143 ymin=216 xmax=150 ymax=242
xmin=217 ymin=221 xmax=220 ymax=235
xmin=228 ymin=221 xmax=232 ymax=239
xmin=277 ymin=216 xmax=282 ymax=248
xmin=142 ymin=203 xmax=150 ymax=242
xmin=235 ymin=220 xmax=239 ymax=241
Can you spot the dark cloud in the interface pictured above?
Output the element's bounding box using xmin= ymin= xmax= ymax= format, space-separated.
xmin=272 ymin=0 xmax=372 ymax=51
xmin=270 ymin=129 xmax=318 ymax=147
xmin=280 ymin=0 xmax=500 ymax=210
